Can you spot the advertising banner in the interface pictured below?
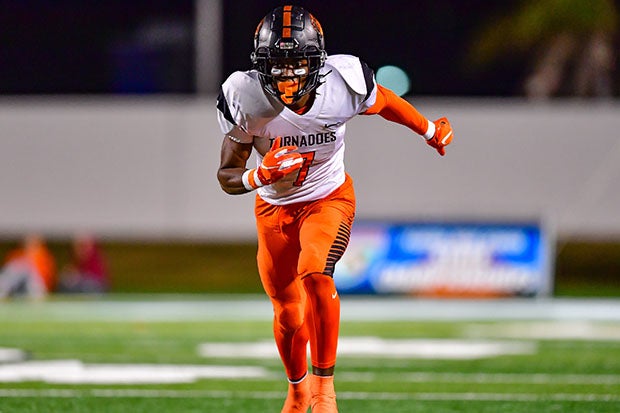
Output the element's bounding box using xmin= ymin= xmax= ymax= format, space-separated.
xmin=334 ymin=221 xmax=554 ymax=297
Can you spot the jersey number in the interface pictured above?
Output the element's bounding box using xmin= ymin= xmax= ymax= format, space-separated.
xmin=294 ymin=152 xmax=315 ymax=186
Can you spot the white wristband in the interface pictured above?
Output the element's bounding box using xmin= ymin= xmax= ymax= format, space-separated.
xmin=241 ymin=169 xmax=254 ymax=191
xmin=423 ymin=120 xmax=436 ymax=140
xmin=242 ymin=169 xmax=264 ymax=191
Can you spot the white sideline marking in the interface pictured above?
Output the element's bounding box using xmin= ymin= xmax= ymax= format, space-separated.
xmin=0 ymin=360 xmax=270 ymax=384
xmin=198 ymin=337 xmax=536 ymax=360
xmin=465 ymin=321 xmax=620 ymax=341
xmin=2 ymin=297 xmax=620 ymax=322
xmin=1 ymin=359 xmax=616 ymax=386
xmin=0 ymin=348 xmax=27 ymax=363
xmin=338 ymin=372 xmax=620 ymax=385
xmin=0 ymin=389 xmax=617 ymax=402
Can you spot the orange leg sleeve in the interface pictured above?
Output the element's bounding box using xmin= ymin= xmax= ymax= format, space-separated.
xmin=303 ymin=273 xmax=340 ymax=369
xmin=270 ymin=290 xmax=310 ymax=381
xmin=296 ymin=177 xmax=355 ymax=370
xmin=255 ymin=197 xmax=309 ymax=381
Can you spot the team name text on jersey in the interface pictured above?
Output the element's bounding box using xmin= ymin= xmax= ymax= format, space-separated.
xmin=270 ymin=131 xmax=337 ymax=148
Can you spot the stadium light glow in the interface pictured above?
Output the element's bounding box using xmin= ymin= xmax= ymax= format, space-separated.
xmin=375 ymin=65 xmax=411 ymax=96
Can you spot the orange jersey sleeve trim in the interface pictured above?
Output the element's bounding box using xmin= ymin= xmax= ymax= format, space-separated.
xmin=363 ymin=84 xmax=429 ymax=136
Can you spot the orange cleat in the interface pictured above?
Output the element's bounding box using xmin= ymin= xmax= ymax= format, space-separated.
xmin=281 ymin=374 xmax=311 ymax=413
xmin=310 ymin=375 xmax=338 ymax=412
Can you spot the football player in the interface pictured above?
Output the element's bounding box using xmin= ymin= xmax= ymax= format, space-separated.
xmin=216 ymin=5 xmax=453 ymax=412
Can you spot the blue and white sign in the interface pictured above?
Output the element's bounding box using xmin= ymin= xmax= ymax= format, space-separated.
xmin=334 ymin=221 xmax=554 ymax=297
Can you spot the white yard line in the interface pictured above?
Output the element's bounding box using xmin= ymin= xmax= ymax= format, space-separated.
xmin=198 ymin=337 xmax=537 ymax=360
xmin=0 ymin=388 xmax=617 ymax=402
xmin=0 ymin=361 xmax=271 ymax=384
xmin=2 ymin=296 xmax=620 ymax=322
xmin=464 ymin=321 xmax=620 ymax=340
xmin=1 ymin=360 xmax=618 ymax=386
xmin=337 ymin=371 xmax=620 ymax=385
xmin=0 ymin=348 xmax=27 ymax=363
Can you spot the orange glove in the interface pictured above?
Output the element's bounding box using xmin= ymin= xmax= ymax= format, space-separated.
xmin=242 ymin=137 xmax=303 ymax=190
xmin=425 ymin=117 xmax=454 ymax=156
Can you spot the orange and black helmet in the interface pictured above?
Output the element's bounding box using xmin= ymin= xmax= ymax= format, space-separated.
xmin=251 ymin=5 xmax=327 ymax=102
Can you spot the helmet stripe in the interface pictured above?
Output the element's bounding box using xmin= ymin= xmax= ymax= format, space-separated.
xmin=282 ymin=5 xmax=292 ymax=38
xmin=254 ymin=17 xmax=264 ymax=38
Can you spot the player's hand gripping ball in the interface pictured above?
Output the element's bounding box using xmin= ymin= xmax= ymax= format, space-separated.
xmin=256 ymin=137 xmax=303 ymax=185
xmin=426 ymin=117 xmax=454 ymax=156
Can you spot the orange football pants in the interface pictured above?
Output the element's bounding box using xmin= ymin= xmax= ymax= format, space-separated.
xmin=255 ymin=174 xmax=355 ymax=380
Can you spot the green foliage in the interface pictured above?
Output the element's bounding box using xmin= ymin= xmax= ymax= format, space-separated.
xmin=469 ymin=0 xmax=618 ymax=65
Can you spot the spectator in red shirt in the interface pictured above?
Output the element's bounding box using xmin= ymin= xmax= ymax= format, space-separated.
xmin=57 ymin=234 xmax=109 ymax=294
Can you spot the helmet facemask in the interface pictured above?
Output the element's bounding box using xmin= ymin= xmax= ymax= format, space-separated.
xmin=251 ymin=6 xmax=327 ymax=105
xmin=270 ymin=58 xmax=309 ymax=105
xmin=254 ymin=51 xmax=325 ymax=105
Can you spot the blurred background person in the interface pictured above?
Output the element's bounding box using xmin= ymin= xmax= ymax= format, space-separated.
xmin=0 ymin=234 xmax=57 ymax=299
xmin=57 ymin=234 xmax=110 ymax=294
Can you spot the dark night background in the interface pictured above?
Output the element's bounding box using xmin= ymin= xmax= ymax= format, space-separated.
xmin=222 ymin=1 xmax=526 ymax=96
xmin=0 ymin=1 xmax=617 ymax=96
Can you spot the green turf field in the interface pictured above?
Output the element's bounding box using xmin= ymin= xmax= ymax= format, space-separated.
xmin=1 ymin=296 xmax=619 ymax=412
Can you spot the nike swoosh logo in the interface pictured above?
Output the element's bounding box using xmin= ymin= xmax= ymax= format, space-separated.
xmin=331 ymin=292 xmax=338 ymax=299
xmin=324 ymin=122 xmax=342 ymax=129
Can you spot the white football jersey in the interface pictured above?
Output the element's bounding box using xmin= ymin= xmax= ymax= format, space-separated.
xmin=217 ymin=54 xmax=378 ymax=205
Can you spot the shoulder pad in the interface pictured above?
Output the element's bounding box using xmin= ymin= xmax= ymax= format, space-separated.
xmin=222 ymin=71 xmax=278 ymax=116
xmin=324 ymin=54 xmax=375 ymax=98
xmin=219 ymin=71 xmax=281 ymax=133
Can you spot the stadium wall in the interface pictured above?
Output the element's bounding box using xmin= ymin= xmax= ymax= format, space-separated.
xmin=1 ymin=97 xmax=619 ymax=241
